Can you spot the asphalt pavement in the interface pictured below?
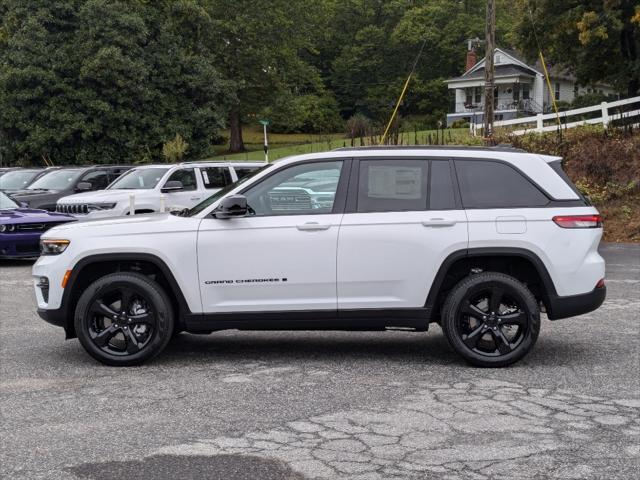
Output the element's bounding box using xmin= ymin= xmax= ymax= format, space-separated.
xmin=1 ymin=243 xmax=638 ymax=479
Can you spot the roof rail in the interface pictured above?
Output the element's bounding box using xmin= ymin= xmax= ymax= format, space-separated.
xmin=333 ymin=144 xmax=528 ymax=153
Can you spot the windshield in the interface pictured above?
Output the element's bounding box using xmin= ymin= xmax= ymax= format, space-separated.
xmin=28 ymin=169 xmax=83 ymax=191
xmin=109 ymin=167 xmax=170 ymax=190
xmin=187 ymin=164 xmax=271 ymax=217
xmin=0 ymin=170 xmax=41 ymax=190
xmin=0 ymin=192 xmax=19 ymax=209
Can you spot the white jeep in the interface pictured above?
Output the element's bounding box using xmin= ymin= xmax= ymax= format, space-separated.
xmin=34 ymin=147 xmax=606 ymax=367
xmin=55 ymin=162 xmax=265 ymax=218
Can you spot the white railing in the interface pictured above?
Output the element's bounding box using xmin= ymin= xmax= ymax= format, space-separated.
xmin=472 ymin=96 xmax=640 ymax=136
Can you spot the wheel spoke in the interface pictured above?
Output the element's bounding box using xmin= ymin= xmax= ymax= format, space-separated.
xmin=129 ymin=312 xmax=152 ymax=324
xmin=489 ymin=287 xmax=505 ymax=314
xmin=91 ymin=302 xmax=118 ymax=319
xmin=499 ymin=311 xmax=527 ymax=326
xmin=492 ymin=329 xmax=512 ymax=355
xmin=93 ymin=325 xmax=118 ymax=347
xmin=123 ymin=327 xmax=141 ymax=354
xmin=461 ymin=301 xmax=486 ymax=319
xmin=463 ymin=324 xmax=485 ymax=349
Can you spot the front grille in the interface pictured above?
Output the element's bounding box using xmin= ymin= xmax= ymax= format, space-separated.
xmin=16 ymin=243 xmax=40 ymax=254
xmin=268 ymin=189 xmax=312 ymax=211
xmin=57 ymin=203 xmax=89 ymax=215
xmin=16 ymin=223 xmax=46 ymax=232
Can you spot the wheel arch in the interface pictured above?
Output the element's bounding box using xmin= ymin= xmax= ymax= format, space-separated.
xmin=425 ymin=247 xmax=557 ymax=322
xmin=60 ymin=253 xmax=191 ymax=338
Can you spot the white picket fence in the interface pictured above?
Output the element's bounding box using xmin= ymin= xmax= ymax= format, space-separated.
xmin=472 ymin=95 xmax=640 ymax=136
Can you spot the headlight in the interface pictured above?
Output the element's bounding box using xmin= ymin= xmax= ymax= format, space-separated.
xmin=0 ymin=224 xmax=16 ymax=233
xmin=40 ymin=239 xmax=70 ymax=255
xmin=87 ymin=203 xmax=117 ymax=211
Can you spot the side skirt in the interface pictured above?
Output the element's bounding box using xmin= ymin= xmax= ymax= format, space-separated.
xmin=183 ymin=308 xmax=431 ymax=333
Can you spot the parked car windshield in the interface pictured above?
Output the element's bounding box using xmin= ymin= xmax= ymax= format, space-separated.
xmin=0 ymin=191 xmax=19 ymax=209
xmin=108 ymin=167 xmax=170 ymax=190
xmin=0 ymin=170 xmax=41 ymax=190
xmin=187 ymin=164 xmax=271 ymax=217
xmin=28 ymin=169 xmax=83 ymax=191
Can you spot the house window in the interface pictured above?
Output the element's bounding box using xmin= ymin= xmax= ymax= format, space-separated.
xmin=474 ymin=87 xmax=482 ymax=104
xmin=465 ymin=88 xmax=473 ymax=105
xmin=555 ymin=82 xmax=561 ymax=101
xmin=522 ymin=85 xmax=530 ymax=100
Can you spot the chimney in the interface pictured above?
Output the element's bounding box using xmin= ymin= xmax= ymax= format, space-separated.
xmin=466 ymin=49 xmax=478 ymax=71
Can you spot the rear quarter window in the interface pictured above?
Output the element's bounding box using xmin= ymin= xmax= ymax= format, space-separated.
xmin=455 ymin=159 xmax=549 ymax=208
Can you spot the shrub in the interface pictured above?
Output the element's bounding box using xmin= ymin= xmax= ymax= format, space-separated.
xmin=162 ymin=134 xmax=189 ymax=163
xmin=451 ymin=119 xmax=470 ymax=129
xmin=346 ymin=113 xmax=372 ymax=139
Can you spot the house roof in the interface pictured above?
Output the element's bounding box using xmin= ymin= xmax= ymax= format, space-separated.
xmin=445 ymin=48 xmax=541 ymax=84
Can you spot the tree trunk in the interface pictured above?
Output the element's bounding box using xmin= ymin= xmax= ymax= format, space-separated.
xmin=229 ymin=110 xmax=245 ymax=153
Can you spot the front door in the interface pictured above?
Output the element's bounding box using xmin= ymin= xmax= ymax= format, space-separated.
xmin=197 ymin=159 xmax=348 ymax=313
xmin=337 ymin=158 xmax=468 ymax=310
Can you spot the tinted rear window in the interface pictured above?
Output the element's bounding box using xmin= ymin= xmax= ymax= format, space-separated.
xmin=455 ymin=160 xmax=549 ymax=208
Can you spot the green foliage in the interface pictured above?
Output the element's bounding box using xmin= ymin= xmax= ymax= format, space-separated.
xmin=513 ymin=0 xmax=639 ymax=96
xmin=162 ymin=133 xmax=189 ymax=163
xmin=264 ymin=94 xmax=343 ymax=134
xmin=0 ymin=0 xmax=229 ymax=165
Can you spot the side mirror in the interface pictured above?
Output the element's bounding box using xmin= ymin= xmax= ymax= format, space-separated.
xmin=76 ymin=182 xmax=92 ymax=191
xmin=161 ymin=180 xmax=184 ymax=193
xmin=213 ymin=195 xmax=248 ymax=219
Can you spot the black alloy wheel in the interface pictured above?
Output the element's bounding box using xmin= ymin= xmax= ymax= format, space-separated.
xmin=75 ymin=272 xmax=174 ymax=366
xmin=441 ymin=272 xmax=540 ymax=367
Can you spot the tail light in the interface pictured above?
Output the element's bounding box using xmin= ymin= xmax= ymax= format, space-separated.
xmin=552 ymin=214 xmax=602 ymax=229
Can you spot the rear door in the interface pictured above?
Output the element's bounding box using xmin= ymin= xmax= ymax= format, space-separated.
xmin=337 ymin=158 xmax=468 ymax=310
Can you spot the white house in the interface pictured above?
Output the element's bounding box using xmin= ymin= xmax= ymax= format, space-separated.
xmin=444 ymin=47 xmax=617 ymax=126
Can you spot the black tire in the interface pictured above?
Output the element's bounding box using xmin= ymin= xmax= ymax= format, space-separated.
xmin=74 ymin=272 xmax=175 ymax=366
xmin=441 ymin=272 xmax=540 ymax=367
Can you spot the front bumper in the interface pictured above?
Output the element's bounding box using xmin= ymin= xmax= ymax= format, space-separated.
xmin=546 ymin=285 xmax=606 ymax=320
xmin=0 ymin=233 xmax=41 ymax=258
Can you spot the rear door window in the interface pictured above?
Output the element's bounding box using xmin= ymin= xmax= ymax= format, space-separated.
xmin=200 ymin=167 xmax=232 ymax=189
xmin=356 ymin=159 xmax=429 ymax=213
xmin=455 ymin=160 xmax=549 ymax=208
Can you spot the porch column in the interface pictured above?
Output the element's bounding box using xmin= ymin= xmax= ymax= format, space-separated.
xmin=534 ymin=74 xmax=544 ymax=112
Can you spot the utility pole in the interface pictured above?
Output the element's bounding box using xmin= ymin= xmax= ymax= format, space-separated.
xmin=483 ymin=0 xmax=495 ymax=144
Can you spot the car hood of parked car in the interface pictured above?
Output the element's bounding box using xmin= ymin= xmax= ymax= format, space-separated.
xmin=0 ymin=208 xmax=76 ymax=225
xmin=57 ymin=189 xmax=154 ymax=204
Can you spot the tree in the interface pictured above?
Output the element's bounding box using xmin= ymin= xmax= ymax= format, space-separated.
xmin=0 ymin=0 xmax=229 ymax=165
xmin=204 ymin=0 xmax=325 ymax=152
xmin=514 ymin=0 xmax=640 ymax=96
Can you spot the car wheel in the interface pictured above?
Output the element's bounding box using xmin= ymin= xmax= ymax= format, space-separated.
xmin=74 ymin=272 xmax=174 ymax=366
xmin=440 ymin=272 xmax=540 ymax=367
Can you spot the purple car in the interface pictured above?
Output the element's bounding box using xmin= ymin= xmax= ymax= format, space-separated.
xmin=0 ymin=191 xmax=76 ymax=258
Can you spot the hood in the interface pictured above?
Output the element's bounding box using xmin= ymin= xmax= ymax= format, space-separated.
xmin=0 ymin=208 xmax=76 ymax=224
xmin=10 ymin=188 xmax=60 ymax=197
xmin=43 ymin=212 xmax=199 ymax=239
xmin=57 ymin=189 xmax=152 ymax=204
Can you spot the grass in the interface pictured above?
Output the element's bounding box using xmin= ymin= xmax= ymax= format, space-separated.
xmin=210 ymin=126 xmax=476 ymax=162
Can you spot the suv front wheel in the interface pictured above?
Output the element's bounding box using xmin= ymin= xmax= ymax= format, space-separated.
xmin=441 ymin=272 xmax=540 ymax=367
xmin=74 ymin=272 xmax=175 ymax=366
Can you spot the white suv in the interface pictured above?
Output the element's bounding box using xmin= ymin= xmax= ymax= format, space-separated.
xmin=33 ymin=147 xmax=606 ymax=367
xmin=55 ymin=162 xmax=265 ymax=218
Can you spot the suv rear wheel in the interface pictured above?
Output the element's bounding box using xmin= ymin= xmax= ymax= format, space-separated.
xmin=441 ymin=272 xmax=540 ymax=367
xmin=74 ymin=272 xmax=174 ymax=366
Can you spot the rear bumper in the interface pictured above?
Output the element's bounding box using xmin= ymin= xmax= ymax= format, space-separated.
xmin=546 ymin=285 xmax=606 ymax=320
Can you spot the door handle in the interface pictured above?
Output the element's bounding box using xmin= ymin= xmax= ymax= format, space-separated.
xmin=190 ymin=197 xmax=202 ymax=201
xmin=421 ymin=218 xmax=457 ymax=227
xmin=296 ymin=222 xmax=331 ymax=231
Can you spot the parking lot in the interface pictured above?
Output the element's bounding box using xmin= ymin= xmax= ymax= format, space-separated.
xmin=0 ymin=243 xmax=638 ymax=479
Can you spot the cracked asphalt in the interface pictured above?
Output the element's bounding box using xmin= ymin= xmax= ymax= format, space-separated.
xmin=1 ymin=243 xmax=639 ymax=479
